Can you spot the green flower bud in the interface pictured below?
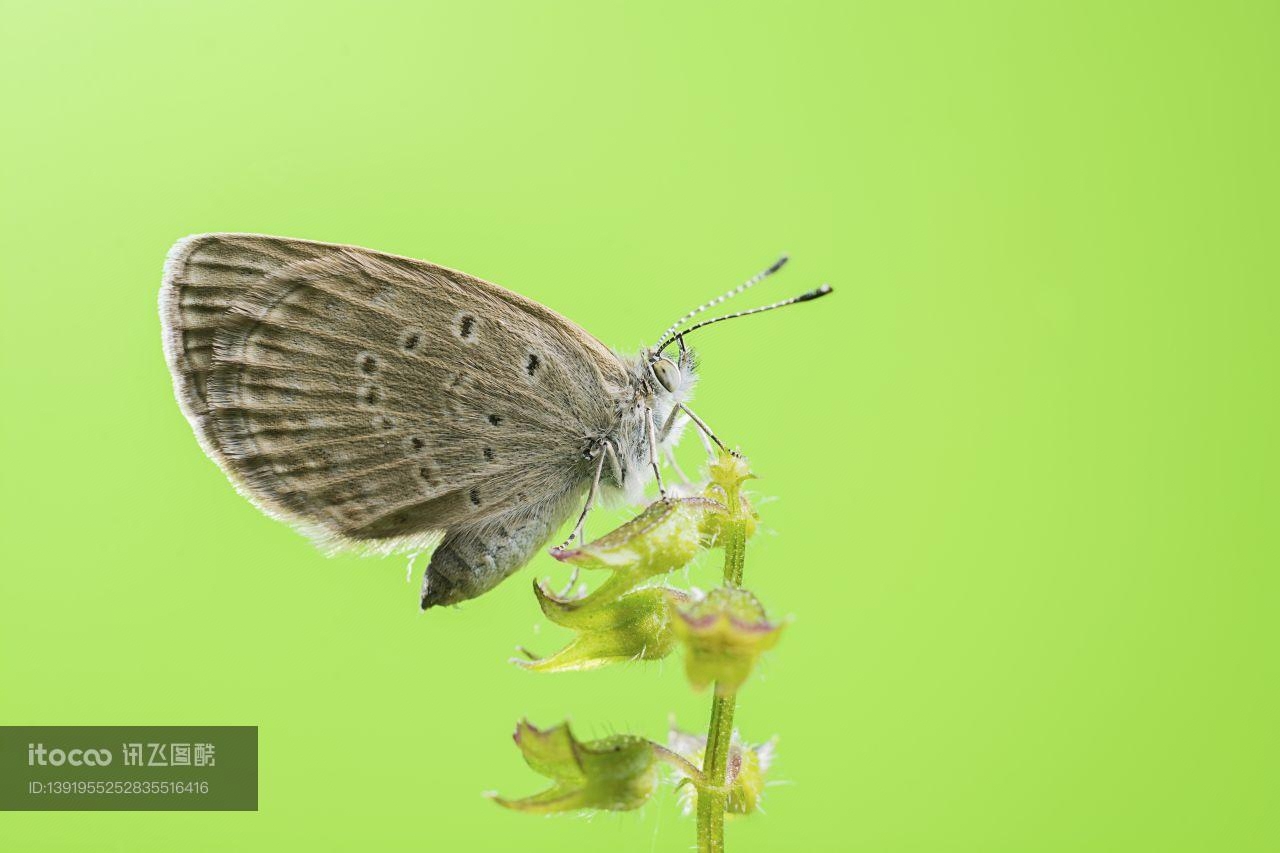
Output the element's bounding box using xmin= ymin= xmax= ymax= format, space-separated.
xmin=516 ymin=586 xmax=687 ymax=672
xmin=540 ymin=492 xmax=749 ymax=624
xmin=672 ymin=587 xmax=785 ymax=696
xmin=490 ymin=721 xmax=661 ymax=814
xmin=704 ymin=452 xmax=755 ymax=511
xmin=698 ymin=494 xmax=759 ymax=544
xmin=553 ymin=497 xmax=724 ymax=581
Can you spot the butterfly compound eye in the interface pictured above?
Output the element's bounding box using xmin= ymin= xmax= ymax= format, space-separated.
xmin=652 ymin=357 xmax=681 ymax=393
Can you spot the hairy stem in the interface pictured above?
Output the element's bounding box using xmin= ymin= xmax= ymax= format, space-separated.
xmin=696 ymin=475 xmax=749 ymax=852
xmin=696 ymin=692 xmax=737 ymax=851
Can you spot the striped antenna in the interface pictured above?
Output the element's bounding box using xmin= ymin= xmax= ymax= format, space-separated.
xmin=654 ymin=284 xmax=833 ymax=355
xmin=653 ymin=255 xmax=789 ymax=351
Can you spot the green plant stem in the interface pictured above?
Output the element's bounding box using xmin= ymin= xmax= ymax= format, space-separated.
xmin=696 ymin=483 xmax=748 ymax=853
xmin=696 ymin=692 xmax=736 ymax=852
xmin=723 ymin=520 xmax=746 ymax=586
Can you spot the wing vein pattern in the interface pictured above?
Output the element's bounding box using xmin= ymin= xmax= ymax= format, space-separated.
xmin=160 ymin=233 xmax=629 ymax=564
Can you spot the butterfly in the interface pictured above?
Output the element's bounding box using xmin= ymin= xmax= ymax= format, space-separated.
xmin=160 ymin=234 xmax=830 ymax=608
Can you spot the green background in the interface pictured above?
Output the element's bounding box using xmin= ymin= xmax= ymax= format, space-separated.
xmin=2 ymin=2 xmax=1275 ymax=850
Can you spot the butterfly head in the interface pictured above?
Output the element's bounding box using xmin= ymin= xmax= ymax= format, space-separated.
xmin=645 ymin=344 xmax=698 ymax=400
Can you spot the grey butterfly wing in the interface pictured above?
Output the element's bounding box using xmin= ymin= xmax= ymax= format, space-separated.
xmin=161 ymin=234 xmax=631 ymax=602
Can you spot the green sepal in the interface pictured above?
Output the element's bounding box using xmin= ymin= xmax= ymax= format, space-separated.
xmin=517 ymin=585 xmax=687 ymax=672
xmin=490 ymin=721 xmax=661 ymax=814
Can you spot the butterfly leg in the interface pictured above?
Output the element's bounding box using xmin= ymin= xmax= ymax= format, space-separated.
xmin=645 ymin=405 xmax=668 ymax=499
xmin=658 ymin=405 xmax=712 ymax=463
xmin=658 ymin=403 xmax=682 ymax=441
xmin=603 ymin=437 xmax=625 ymax=486
xmin=677 ymin=403 xmax=733 ymax=457
xmin=554 ymin=442 xmax=608 ymax=551
xmin=693 ymin=422 xmax=716 ymax=458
